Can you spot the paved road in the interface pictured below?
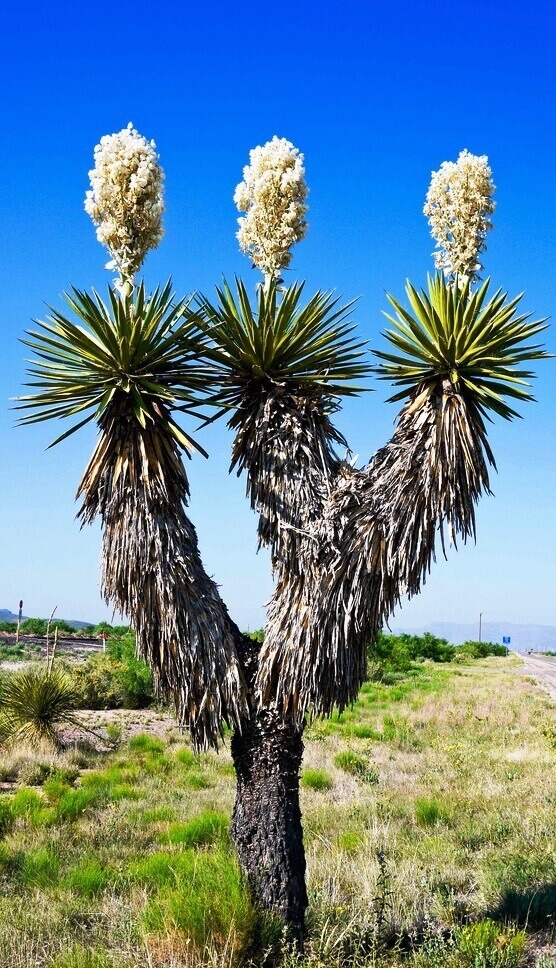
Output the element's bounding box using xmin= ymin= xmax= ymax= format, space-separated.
xmin=520 ymin=654 xmax=556 ymax=700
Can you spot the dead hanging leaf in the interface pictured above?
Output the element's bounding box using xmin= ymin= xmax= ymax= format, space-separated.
xmin=77 ymin=406 xmax=247 ymax=750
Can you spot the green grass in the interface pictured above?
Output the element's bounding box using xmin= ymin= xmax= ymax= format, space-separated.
xmin=333 ymin=750 xmax=379 ymax=784
xmin=301 ymin=768 xmax=333 ymax=791
xmin=0 ymin=655 xmax=555 ymax=967
xmin=164 ymin=811 xmax=229 ymax=848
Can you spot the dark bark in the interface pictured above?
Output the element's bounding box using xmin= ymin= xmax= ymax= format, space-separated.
xmin=230 ymin=638 xmax=308 ymax=945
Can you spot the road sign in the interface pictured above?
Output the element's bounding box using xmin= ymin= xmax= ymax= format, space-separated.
xmin=503 ymin=636 xmax=511 ymax=644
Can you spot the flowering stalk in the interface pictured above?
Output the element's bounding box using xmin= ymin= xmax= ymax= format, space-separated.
xmin=84 ymin=122 xmax=165 ymax=291
xmin=424 ymin=149 xmax=495 ymax=287
xmin=234 ymin=136 xmax=308 ymax=283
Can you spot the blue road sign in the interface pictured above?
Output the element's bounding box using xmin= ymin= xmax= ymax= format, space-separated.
xmin=502 ymin=636 xmax=511 ymax=644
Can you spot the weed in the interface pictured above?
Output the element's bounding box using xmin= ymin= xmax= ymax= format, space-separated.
xmin=186 ymin=772 xmax=213 ymax=790
xmin=458 ymin=919 xmax=526 ymax=967
xmin=19 ymin=847 xmax=60 ymax=888
xmin=333 ymin=750 xmax=379 ymax=784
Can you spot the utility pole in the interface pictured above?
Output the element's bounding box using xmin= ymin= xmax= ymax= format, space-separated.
xmin=478 ymin=612 xmax=483 ymax=643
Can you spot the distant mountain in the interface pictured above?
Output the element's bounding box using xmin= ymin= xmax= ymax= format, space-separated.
xmin=0 ymin=609 xmax=91 ymax=630
xmin=389 ymin=621 xmax=556 ymax=653
xmin=0 ymin=609 xmax=24 ymax=622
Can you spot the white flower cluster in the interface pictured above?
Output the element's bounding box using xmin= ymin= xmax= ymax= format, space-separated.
xmin=234 ymin=136 xmax=308 ymax=278
xmin=424 ymin=149 xmax=495 ymax=282
xmin=84 ymin=123 xmax=165 ymax=282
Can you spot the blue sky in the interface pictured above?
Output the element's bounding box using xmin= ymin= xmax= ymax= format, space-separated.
xmin=0 ymin=0 xmax=554 ymax=630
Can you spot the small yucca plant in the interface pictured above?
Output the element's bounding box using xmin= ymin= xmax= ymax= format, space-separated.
xmin=0 ymin=666 xmax=80 ymax=747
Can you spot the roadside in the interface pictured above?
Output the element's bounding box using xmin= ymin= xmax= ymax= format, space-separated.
xmin=519 ymin=653 xmax=556 ymax=700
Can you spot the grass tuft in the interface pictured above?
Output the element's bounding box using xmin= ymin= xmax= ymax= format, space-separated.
xmin=302 ymin=769 xmax=334 ymax=792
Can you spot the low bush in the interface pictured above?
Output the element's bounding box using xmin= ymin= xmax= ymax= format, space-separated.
xmin=456 ymin=641 xmax=509 ymax=658
xmin=68 ymin=635 xmax=154 ymax=710
xmin=19 ymin=617 xmax=76 ymax=636
xmin=369 ymin=632 xmax=456 ymax=677
xmin=369 ymin=632 xmax=508 ymax=678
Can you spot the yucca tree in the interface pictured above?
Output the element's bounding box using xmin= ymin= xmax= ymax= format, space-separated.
xmin=196 ymin=276 xmax=370 ymax=929
xmin=20 ymin=133 xmax=549 ymax=946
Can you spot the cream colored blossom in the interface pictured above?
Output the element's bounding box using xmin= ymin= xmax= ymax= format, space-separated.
xmin=84 ymin=123 xmax=165 ymax=283
xmin=424 ymin=149 xmax=495 ymax=283
xmin=234 ymin=136 xmax=308 ymax=278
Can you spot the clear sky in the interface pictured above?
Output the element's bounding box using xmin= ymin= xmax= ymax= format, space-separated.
xmin=0 ymin=0 xmax=554 ymax=630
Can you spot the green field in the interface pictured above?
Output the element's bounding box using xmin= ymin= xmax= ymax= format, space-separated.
xmin=0 ymin=656 xmax=555 ymax=967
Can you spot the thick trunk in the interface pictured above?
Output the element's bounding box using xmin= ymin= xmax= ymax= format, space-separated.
xmin=230 ymin=641 xmax=308 ymax=945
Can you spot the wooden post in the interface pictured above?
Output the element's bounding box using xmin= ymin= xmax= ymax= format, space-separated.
xmin=16 ymin=600 xmax=23 ymax=644
xmin=46 ymin=606 xmax=58 ymax=663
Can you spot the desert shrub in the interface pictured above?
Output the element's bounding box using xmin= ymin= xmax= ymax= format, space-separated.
xmin=369 ymin=631 xmax=456 ymax=678
xmin=69 ymin=637 xmax=153 ymax=710
xmin=16 ymin=760 xmax=55 ymax=786
xmin=19 ymin=617 xmax=75 ymax=636
xmin=0 ymin=643 xmax=37 ymax=662
xmin=301 ymin=769 xmax=333 ymax=791
xmin=456 ymin=641 xmax=508 ymax=658
xmin=458 ymin=920 xmax=526 ymax=967
xmin=334 ymin=750 xmax=379 ymax=784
